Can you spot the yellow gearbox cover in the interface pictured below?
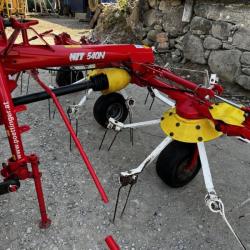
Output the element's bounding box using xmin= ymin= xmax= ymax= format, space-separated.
xmin=209 ymin=102 xmax=245 ymax=127
xmin=88 ymin=68 xmax=131 ymax=94
xmin=160 ymin=108 xmax=222 ymax=143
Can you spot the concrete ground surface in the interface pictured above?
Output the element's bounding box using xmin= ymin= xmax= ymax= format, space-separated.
xmin=0 ymin=18 xmax=250 ymax=250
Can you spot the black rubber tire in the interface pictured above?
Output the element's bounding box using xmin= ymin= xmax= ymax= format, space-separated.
xmin=156 ymin=140 xmax=201 ymax=188
xmin=56 ymin=67 xmax=84 ymax=87
xmin=93 ymin=92 xmax=129 ymax=128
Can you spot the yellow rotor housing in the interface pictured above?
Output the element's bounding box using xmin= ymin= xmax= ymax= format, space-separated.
xmin=88 ymin=68 xmax=131 ymax=94
xmin=160 ymin=108 xmax=222 ymax=143
xmin=209 ymin=102 xmax=245 ymax=127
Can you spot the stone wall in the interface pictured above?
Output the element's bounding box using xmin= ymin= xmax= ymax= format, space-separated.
xmin=141 ymin=0 xmax=250 ymax=90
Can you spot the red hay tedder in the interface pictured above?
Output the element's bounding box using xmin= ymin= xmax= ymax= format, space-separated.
xmin=0 ymin=18 xmax=249 ymax=249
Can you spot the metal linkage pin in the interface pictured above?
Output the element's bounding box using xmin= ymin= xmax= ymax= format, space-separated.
xmin=112 ymin=174 xmax=138 ymax=223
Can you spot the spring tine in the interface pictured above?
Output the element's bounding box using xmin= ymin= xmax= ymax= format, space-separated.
xmin=70 ymin=68 xmax=73 ymax=84
xmin=129 ymin=111 xmax=134 ymax=146
xmin=52 ymin=107 xmax=56 ymax=119
xmin=50 ymin=69 xmax=53 ymax=84
xmin=149 ymin=97 xmax=155 ymax=110
xmin=15 ymin=71 xmax=21 ymax=82
xmin=26 ymin=74 xmax=30 ymax=94
xmin=69 ymin=123 xmax=72 ymax=151
xmin=66 ymin=108 xmax=72 ymax=151
xmin=120 ymin=184 xmax=134 ymax=218
xmin=76 ymin=70 xmax=80 ymax=81
xmin=48 ymin=99 xmax=51 ymax=120
xmin=76 ymin=118 xmax=78 ymax=138
xmin=20 ymin=72 xmax=23 ymax=94
xmin=99 ymin=128 xmax=108 ymax=150
xmin=131 ymin=129 xmax=134 ymax=146
xmin=112 ymin=185 xmax=123 ymax=223
xmin=52 ymin=99 xmax=58 ymax=119
xmin=144 ymin=91 xmax=150 ymax=105
xmin=108 ymin=132 xmax=119 ymax=151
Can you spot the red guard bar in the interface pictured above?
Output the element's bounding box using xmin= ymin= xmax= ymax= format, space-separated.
xmin=31 ymin=70 xmax=108 ymax=203
xmin=105 ymin=236 xmax=120 ymax=250
xmin=144 ymin=64 xmax=198 ymax=91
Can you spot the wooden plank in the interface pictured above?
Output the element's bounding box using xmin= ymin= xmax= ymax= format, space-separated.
xmin=89 ymin=6 xmax=101 ymax=28
xmin=182 ymin=0 xmax=194 ymax=23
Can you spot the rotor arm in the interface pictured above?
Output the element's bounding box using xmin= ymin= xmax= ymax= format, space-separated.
xmin=139 ymin=64 xmax=223 ymax=99
xmin=215 ymin=121 xmax=250 ymax=140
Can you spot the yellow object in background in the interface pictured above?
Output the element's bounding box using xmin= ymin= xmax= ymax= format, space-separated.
xmin=0 ymin=0 xmax=26 ymax=17
xmin=88 ymin=68 xmax=131 ymax=94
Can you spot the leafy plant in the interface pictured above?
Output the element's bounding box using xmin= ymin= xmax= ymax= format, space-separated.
xmin=118 ymin=0 xmax=128 ymax=11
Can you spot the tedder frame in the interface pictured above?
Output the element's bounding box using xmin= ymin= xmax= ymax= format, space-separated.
xmin=0 ymin=17 xmax=250 ymax=249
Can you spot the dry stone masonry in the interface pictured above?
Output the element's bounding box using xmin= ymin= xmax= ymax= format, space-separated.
xmin=141 ymin=0 xmax=250 ymax=90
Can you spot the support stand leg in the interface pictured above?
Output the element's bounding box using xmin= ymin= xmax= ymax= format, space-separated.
xmin=29 ymin=154 xmax=51 ymax=229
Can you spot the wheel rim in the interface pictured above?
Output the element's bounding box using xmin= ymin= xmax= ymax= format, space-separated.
xmin=175 ymin=157 xmax=198 ymax=183
xmin=106 ymin=102 xmax=124 ymax=121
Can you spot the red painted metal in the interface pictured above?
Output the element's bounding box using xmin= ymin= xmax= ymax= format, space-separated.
xmin=105 ymin=236 xmax=120 ymax=250
xmin=54 ymin=32 xmax=82 ymax=45
xmin=185 ymin=146 xmax=199 ymax=172
xmin=31 ymin=70 xmax=108 ymax=203
xmin=0 ymin=17 xmax=249 ymax=248
xmin=3 ymin=44 xmax=154 ymax=74
xmin=29 ymin=154 xmax=51 ymax=228
xmin=0 ymin=64 xmax=26 ymax=161
xmin=0 ymin=18 xmax=113 ymax=229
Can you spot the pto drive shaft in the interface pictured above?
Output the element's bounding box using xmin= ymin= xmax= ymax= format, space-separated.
xmin=12 ymin=74 xmax=109 ymax=106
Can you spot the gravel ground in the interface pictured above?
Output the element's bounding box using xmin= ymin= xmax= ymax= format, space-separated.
xmin=0 ymin=17 xmax=250 ymax=250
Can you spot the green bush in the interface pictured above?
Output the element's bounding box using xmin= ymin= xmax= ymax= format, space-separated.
xmin=118 ymin=0 xmax=128 ymax=11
